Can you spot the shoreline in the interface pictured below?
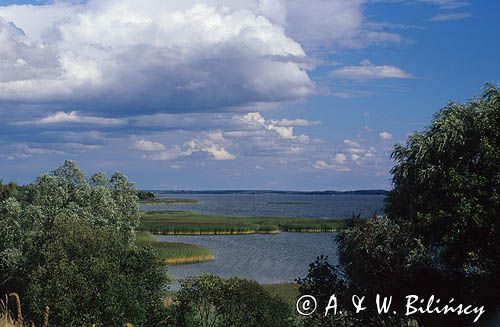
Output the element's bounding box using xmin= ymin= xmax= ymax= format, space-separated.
xmin=149 ymin=229 xmax=337 ymax=235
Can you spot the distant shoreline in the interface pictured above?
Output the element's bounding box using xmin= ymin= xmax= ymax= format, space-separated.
xmin=147 ymin=189 xmax=389 ymax=196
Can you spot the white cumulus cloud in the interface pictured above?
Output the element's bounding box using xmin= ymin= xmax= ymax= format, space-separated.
xmin=379 ymin=131 xmax=393 ymax=140
xmin=0 ymin=0 xmax=314 ymax=116
xmin=236 ymin=112 xmax=310 ymax=142
xmin=143 ymin=131 xmax=235 ymax=161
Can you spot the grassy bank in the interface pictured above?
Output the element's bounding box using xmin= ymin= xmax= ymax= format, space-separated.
xmin=139 ymin=210 xmax=345 ymax=235
xmin=136 ymin=231 xmax=215 ymax=265
xmin=139 ymin=198 xmax=199 ymax=205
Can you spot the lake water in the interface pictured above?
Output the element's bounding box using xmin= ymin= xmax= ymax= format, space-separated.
xmin=143 ymin=194 xmax=385 ymax=218
xmin=160 ymin=232 xmax=338 ymax=289
xmin=153 ymin=194 xmax=500 ymax=325
xmin=148 ymin=194 xmax=385 ymax=287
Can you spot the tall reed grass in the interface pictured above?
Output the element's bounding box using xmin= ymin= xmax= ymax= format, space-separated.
xmin=136 ymin=231 xmax=215 ymax=264
xmin=139 ymin=210 xmax=345 ymax=235
xmin=0 ymin=293 xmax=49 ymax=327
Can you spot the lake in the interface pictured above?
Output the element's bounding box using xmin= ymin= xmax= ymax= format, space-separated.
xmin=143 ymin=193 xmax=385 ymax=218
xmin=161 ymin=232 xmax=338 ymax=289
xmin=147 ymin=194 xmax=385 ymax=287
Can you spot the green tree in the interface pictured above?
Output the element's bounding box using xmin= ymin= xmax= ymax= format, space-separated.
xmin=173 ymin=274 xmax=292 ymax=327
xmin=0 ymin=160 xmax=168 ymax=326
xmin=137 ymin=190 xmax=155 ymax=201
xmin=0 ymin=180 xmax=17 ymax=201
xmin=386 ymin=84 xmax=500 ymax=275
xmin=298 ymin=85 xmax=500 ymax=326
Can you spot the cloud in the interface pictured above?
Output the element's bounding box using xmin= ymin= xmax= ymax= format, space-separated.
xmin=130 ymin=139 xmax=165 ymax=151
xmin=0 ymin=0 xmax=412 ymax=119
xmin=379 ymin=131 xmax=393 ymax=140
xmin=418 ymin=0 xmax=469 ymax=10
xmin=284 ymin=0 xmax=402 ymax=50
xmin=143 ymin=131 xmax=235 ymax=161
xmin=344 ymin=139 xmax=361 ymax=148
xmin=236 ymin=112 xmax=310 ymax=142
xmin=334 ymin=153 xmax=347 ymax=164
xmin=376 ymin=0 xmax=468 ymax=10
xmin=330 ymin=59 xmax=411 ymax=80
xmin=0 ymin=1 xmax=314 ymax=116
xmin=271 ymin=118 xmax=321 ymax=127
xmin=429 ymin=12 xmax=471 ymax=22
xmin=16 ymin=111 xmax=126 ymax=125
xmin=313 ymin=159 xmax=351 ymax=172
xmin=6 ymin=145 xmax=64 ymax=159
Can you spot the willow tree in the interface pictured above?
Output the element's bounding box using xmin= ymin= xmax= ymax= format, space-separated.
xmin=386 ymin=84 xmax=500 ymax=276
xmin=299 ymin=84 xmax=500 ymax=326
xmin=0 ymin=161 xmax=168 ymax=326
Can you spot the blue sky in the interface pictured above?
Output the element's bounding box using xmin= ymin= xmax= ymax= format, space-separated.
xmin=0 ymin=0 xmax=498 ymax=190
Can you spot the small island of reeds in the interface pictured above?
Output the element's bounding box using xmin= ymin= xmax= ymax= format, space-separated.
xmin=136 ymin=231 xmax=215 ymax=264
xmin=139 ymin=210 xmax=345 ymax=235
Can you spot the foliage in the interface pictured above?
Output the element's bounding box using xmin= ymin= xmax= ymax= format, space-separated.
xmin=137 ymin=190 xmax=155 ymax=201
xmin=298 ymin=85 xmax=500 ymax=326
xmin=261 ymin=283 xmax=300 ymax=310
xmin=172 ymin=274 xmax=293 ymax=327
xmin=386 ymin=84 xmax=500 ymax=275
xmin=0 ymin=181 xmax=17 ymax=202
xmin=0 ymin=160 xmax=168 ymax=326
xmin=296 ymin=256 xmax=351 ymax=327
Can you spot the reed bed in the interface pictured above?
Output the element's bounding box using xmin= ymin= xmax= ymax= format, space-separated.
xmin=139 ymin=210 xmax=345 ymax=235
xmin=136 ymin=231 xmax=215 ymax=265
xmin=0 ymin=293 xmax=49 ymax=327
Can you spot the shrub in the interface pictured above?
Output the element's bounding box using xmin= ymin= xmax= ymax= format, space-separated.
xmin=172 ymin=274 xmax=293 ymax=327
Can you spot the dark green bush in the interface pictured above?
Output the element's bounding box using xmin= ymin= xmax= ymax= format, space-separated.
xmin=173 ymin=274 xmax=293 ymax=327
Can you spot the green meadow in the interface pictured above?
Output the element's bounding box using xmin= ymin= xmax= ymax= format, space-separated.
xmin=139 ymin=210 xmax=345 ymax=235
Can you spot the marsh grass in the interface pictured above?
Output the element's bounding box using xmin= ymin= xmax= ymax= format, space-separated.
xmin=136 ymin=231 xmax=214 ymax=265
xmin=139 ymin=210 xmax=344 ymax=235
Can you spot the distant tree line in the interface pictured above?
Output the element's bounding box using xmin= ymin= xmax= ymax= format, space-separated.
xmin=136 ymin=190 xmax=155 ymax=201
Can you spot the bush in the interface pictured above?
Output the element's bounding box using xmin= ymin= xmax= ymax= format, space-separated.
xmin=172 ymin=274 xmax=293 ymax=327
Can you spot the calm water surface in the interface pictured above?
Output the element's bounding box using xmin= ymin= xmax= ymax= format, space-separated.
xmin=148 ymin=194 xmax=385 ymax=287
xmin=143 ymin=194 xmax=385 ymax=218
xmin=160 ymin=232 xmax=337 ymax=288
